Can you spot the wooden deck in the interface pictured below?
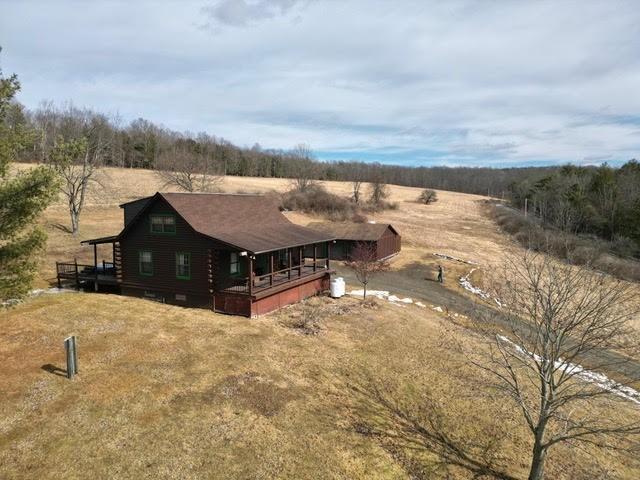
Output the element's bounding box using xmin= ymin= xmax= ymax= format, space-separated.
xmin=56 ymin=261 xmax=118 ymax=289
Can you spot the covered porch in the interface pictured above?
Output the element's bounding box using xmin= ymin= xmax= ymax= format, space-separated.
xmin=56 ymin=235 xmax=120 ymax=290
xmin=218 ymin=242 xmax=332 ymax=296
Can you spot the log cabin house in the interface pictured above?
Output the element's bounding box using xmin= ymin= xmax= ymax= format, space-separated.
xmin=307 ymin=222 xmax=401 ymax=261
xmin=56 ymin=192 xmax=335 ymax=317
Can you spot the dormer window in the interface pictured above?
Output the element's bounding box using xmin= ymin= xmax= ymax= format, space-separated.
xmin=150 ymin=215 xmax=176 ymax=234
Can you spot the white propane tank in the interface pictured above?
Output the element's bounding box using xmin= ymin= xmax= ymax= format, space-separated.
xmin=330 ymin=277 xmax=346 ymax=298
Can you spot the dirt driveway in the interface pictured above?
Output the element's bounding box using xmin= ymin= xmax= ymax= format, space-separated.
xmin=332 ymin=263 xmax=640 ymax=385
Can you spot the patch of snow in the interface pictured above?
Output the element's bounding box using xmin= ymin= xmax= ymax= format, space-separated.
xmin=434 ymin=253 xmax=479 ymax=265
xmin=497 ymin=335 xmax=640 ymax=406
xmin=388 ymin=295 xmax=413 ymax=304
xmin=433 ymin=306 xmax=444 ymax=312
xmin=348 ymin=290 xmax=432 ymax=310
xmin=459 ymin=269 xmax=504 ymax=307
xmin=348 ymin=289 xmax=389 ymax=300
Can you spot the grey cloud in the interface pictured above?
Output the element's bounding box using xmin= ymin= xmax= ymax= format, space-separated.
xmin=1 ymin=0 xmax=639 ymax=166
xmin=201 ymin=0 xmax=308 ymax=27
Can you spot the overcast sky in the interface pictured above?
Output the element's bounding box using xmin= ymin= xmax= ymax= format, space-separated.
xmin=1 ymin=0 xmax=639 ymax=167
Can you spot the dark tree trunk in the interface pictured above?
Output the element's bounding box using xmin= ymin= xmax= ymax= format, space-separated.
xmin=527 ymin=433 xmax=547 ymax=480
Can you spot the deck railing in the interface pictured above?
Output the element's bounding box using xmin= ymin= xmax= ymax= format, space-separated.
xmin=56 ymin=260 xmax=117 ymax=289
xmin=56 ymin=262 xmax=117 ymax=276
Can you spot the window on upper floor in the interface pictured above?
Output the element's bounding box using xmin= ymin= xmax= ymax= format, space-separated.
xmin=150 ymin=215 xmax=176 ymax=234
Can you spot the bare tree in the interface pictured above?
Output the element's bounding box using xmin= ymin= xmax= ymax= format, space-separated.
xmin=368 ymin=180 xmax=389 ymax=208
xmin=44 ymin=106 xmax=112 ymax=235
xmin=469 ymin=252 xmax=640 ymax=480
xmin=346 ymin=242 xmax=389 ymax=299
xmin=155 ymin=140 xmax=223 ymax=192
xmin=352 ymin=180 xmax=363 ymax=204
xmin=49 ymin=137 xmax=97 ymax=235
xmin=289 ymin=143 xmax=317 ymax=192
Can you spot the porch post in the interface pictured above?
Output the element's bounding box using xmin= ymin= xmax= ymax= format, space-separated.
xmin=248 ymin=255 xmax=254 ymax=296
xmin=269 ymin=253 xmax=274 ymax=286
xmin=93 ymin=244 xmax=98 ymax=292
xmin=299 ymin=247 xmax=303 ymax=275
xmin=74 ymin=258 xmax=80 ymax=291
xmin=326 ymin=241 xmax=331 ymax=269
xmin=288 ymin=249 xmax=292 ymax=279
xmin=313 ymin=244 xmax=317 ymax=272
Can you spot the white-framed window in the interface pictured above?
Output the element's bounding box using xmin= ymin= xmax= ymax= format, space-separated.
xmin=150 ymin=215 xmax=176 ymax=234
xmin=176 ymin=252 xmax=191 ymax=280
xmin=230 ymin=252 xmax=240 ymax=274
xmin=139 ymin=250 xmax=153 ymax=276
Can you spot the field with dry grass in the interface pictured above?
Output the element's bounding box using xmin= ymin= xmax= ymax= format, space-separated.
xmin=3 ymin=293 xmax=639 ymax=479
xmin=2 ymin=164 xmax=640 ymax=479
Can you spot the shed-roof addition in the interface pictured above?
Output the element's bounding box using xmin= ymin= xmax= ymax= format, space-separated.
xmin=307 ymin=221 xmax=398 ymax=241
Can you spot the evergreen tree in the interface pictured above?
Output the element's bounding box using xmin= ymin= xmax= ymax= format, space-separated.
xmin=0 ymin=52 xmax=58 ymax=300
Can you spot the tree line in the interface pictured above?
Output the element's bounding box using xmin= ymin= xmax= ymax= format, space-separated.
xmin=8 ymin=99 xmax=637 ymax=251
xmin=510 ymin=162 xmax=640 ymax=256
xmin=6 ymin=101 xmax=565 ymax=196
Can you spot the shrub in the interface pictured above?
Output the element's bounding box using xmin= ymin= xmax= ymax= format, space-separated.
xmin=282 ymin=183 xmax=397 ymax=220
xmin=418 ymin=189 xmax=438 ymax=204
xmin=361 ymin=199 xmax=398 ymax=213
xmin=282 ymin=184 xmax=356 ymax=220
xmin=351 ymin=212 xmax=368 ymax=223
xmin=283 ymin=300 xmax=323 ymax=335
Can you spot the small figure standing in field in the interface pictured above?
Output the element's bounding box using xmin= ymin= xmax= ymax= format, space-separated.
xmin=437 ymin=265 xmax=444 ymax=284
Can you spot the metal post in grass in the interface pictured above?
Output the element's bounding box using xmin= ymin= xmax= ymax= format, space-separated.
xmin=64 ymin=336 xmax=78 ymax=379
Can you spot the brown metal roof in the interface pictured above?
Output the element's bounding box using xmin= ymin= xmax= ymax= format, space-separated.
xmin=307 ymin=221 xmax=398 ymax=241
xmin=158 ymin=192 xmax=334 ymax=253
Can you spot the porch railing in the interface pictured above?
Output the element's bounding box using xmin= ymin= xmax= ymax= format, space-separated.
xmin=254 ymin=258 xmax=326 ymax=287
xmin=219 ymin=258 xmax=328 ymax=295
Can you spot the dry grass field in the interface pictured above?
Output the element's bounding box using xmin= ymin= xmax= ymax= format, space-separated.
xmin=3 ymin=294 xmax=639 ymax=479
xmin=2 ymin=164 xmax=640 ymax=479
